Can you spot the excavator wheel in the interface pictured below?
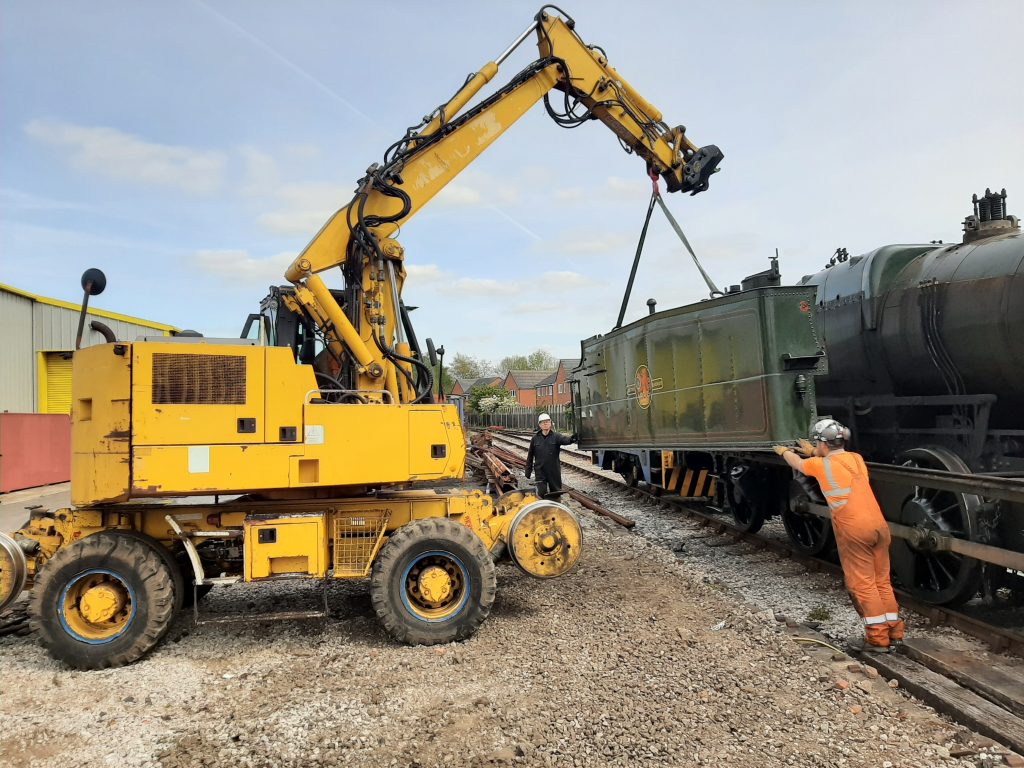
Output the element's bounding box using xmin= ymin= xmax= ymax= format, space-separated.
xmin=370 ymin=517 xmax=495 ymax=646
xmin=111 ymin=530 xmax=185 ymax=614
xmin=29 ymin=531 xmax=176 ymax=670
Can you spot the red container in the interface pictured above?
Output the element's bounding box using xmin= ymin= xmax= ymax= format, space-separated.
xmin=0 ymin=413 xmax=71 ymax=493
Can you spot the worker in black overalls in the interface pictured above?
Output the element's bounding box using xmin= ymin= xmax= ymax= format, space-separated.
xmin=524 ymin=413 xmax=578 ymax=499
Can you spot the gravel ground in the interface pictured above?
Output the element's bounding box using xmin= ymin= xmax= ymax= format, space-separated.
xmin=2 ymin=493 xmax=1017 ymax=768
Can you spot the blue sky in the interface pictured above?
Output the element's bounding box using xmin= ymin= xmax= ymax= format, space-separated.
xmin=2 ymin=1 xmax=1022 ymax=364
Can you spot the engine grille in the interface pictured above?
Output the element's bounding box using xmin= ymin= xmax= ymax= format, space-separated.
xmin=152 ymin=353 xmax=246 ymax=405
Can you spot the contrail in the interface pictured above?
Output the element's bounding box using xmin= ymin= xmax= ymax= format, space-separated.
xmin=192 ymin=0 xmax=375 ymax=125
xmin=487 ymin=204 xmax=542 ymax=241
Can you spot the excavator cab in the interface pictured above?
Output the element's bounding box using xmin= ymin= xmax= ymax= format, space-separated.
xmin=241 ymin=285 xmax=346 ymax=362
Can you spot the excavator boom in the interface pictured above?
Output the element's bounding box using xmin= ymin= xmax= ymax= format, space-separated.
xmin=281 ymin=8 xmax=722 ymax=403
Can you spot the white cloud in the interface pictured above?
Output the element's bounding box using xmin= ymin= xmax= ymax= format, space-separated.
xmin=511 ymin=300 xmax=563 ymax=313
xmin=433 ymin=183 xmax=483 ymax=207
xmin=553 ymin=177 xmax=651 ymax=204
xmin=431 ymin=174 xmax=520 ymax=209
xmin=284 ymin=144 xmax=321 ymax=161
xmin=238 ymin=145 xmax=279 ymax=197
xmin=558 ymin=233 xmax=631 ymax=255
xmin=257 ymin=181 xmax=350 ymax=234
xmin=604 ymin=176 xmax=650 ymax=199
xmin=405 ymin=263 xmax=443 ymax=282
xmin=25 ymin=119 xmax=226 ymax=194
xmin=554 ymin=187 xmax=584 ymax=201
xmin=259 ymin=209 xmax=335 ymax=236
xmin=403 ymin=259 xmax=605 ymax=304
xmin=192 ymin=249 xmax=294 ymax=284
xmin=540 ymin=270 xmax=598 ymax=288
xmin=443 ymin=276 xmax=519 ymax=297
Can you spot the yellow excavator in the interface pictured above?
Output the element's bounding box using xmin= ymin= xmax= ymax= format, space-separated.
xmin=0 ymin=6 xmax=721 ymax=669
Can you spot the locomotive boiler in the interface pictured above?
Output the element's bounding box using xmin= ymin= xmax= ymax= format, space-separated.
xmin=797 ymin=188 xmax=1024 ymax=605
xmin=576 ymin=189 xmax=1024 ymax=606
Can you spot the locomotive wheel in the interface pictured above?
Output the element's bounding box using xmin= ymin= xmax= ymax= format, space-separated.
xmin=620 ymin=460 xmax=641 ymax=488
xmin=783 ymin=477 xmax=835 ymax=557
xmin=29 ymin=531 xmax=176 ymax=669
xmin=888 ymin=446 xmax=983 ymax=607
xmin=725 ymin=461 xmax=768 ymax=534
xmin=370 ymin=518 xmax=495 ymax=645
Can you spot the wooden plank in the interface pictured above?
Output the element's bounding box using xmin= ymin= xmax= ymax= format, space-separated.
xmin=854 ymin=650 xmax=1024 ymax=755
xmin=900 ymin=638 xmax=1024 ymax=718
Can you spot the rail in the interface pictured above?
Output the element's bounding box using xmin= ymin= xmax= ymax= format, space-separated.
xmin=481 ymin=429 xmax=1024 ymax=657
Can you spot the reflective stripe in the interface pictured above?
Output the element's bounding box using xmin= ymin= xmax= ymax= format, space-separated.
xmin=822 ymin=456 xmax=839 ymax=490
xmin=864 ymin=615 xmax=887 ymax=625
xmin=885 ymin=613 xmax=900 ymax=622
xmin=822 ymin=457 xmax=851 ymax=510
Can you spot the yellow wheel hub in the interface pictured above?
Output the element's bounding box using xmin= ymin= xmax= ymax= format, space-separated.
xmin=417 ymin=566 xmax=453 ymax=605
xmin=61 ymin=572 xmax=133 ymax=642
xmin=79 ymin=584 xmax=125 ymax=624
xmin=405 ymin=554 xmax=467 ymax=620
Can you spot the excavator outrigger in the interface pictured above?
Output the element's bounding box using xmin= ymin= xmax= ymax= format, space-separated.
xmin=0 ymin=6 xmax=721 ymax=669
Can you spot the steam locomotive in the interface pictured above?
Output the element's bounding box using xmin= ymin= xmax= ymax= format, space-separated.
xmin=575 ymin=189 xmax=1024 ymax=606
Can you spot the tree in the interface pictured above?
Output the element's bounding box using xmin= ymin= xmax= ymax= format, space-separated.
xmin=477 ymin=391 xmax=518 ymax=413
xmin=449 ymin=353 xmax=494 ymax=381
xmin=497 ymin=354 xmax=529 ymax=372
xmin=527 ymin=349 xmax=557 ymax=370
xmin=468 ymin=385 xmax=515 ymax=413
xmin=430 ymin=363 xmax=455 ymax=398
xmin=498 ymin=349 xmax=556 ymax=372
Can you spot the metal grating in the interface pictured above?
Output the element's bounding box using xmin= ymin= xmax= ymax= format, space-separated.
xmin=332 ymin=511 xmax=390 ymax=578
xmin=152 ymin=353 xmax=246 ymax=405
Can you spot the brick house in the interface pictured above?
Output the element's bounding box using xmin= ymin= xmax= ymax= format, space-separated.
xmin=501 ymin=370 xmax=555 ymax=407
xmin=454 ymin=375 xmax=501 ymax=395
xmin=448 ymin=377 xmax=473 ymax=397
xmin=534 ymin=371 xmax=557 ymax=407
xmin=534 ymin=359 xmax=579 ymax=406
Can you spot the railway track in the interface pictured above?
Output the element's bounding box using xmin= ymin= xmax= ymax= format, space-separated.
xmin=486 ymin=429 xmax=1024 ymax=652
xmin=475 ymin=428 xmax=1024 ymax=754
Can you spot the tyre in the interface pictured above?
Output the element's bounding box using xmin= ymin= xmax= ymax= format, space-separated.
xmin=113 ymin=530 xmax=185 ymax=614
xmin=174 ymin=551 xmax=214 ymax=608
xmin=29 ymin=531 xmax=176 ymax=669
xmin=370 ymin=517 xmax=495 ymax=645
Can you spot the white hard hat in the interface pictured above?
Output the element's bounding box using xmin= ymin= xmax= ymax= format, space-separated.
xmin=811 ymin=418 xmax=850 ymax=446
xmin=538 ymin=413 xmax=552 ymax=423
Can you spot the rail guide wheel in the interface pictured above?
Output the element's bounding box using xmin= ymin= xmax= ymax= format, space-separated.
xmin=888 ymin=446 xmax=984 ymax=606
xmin=507 ymin=500 xmax=583 ymax=579
xmin=0 ymin=532 xmax=29 ymax=613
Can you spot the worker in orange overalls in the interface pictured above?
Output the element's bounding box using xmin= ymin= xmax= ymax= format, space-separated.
xmin=775 ymin=419 xmax=904 ymax=652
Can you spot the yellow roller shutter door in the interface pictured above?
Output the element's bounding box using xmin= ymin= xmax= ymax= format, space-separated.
xmin=43 ymin=352 xmax=73 ymax=414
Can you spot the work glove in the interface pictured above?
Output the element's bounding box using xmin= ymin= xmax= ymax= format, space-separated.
xmin=796 ymin=438 xmax=815 ymax=457
xmin=772 ymin=445 xmax=790 ymax=456
xmin=569 ymin=433 xmax=579 ymax=444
